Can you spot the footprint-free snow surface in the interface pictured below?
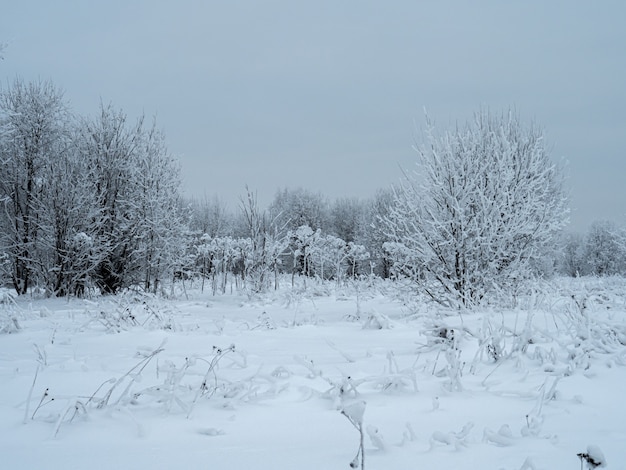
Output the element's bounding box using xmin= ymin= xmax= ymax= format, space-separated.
xmin=1 ymin=278 xmax=624 ymax=469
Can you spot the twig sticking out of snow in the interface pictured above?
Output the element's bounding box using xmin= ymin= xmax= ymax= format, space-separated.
xmin=366 ymin=425 xmax=386 ymax=452
xmin=341 ymin=400 xmax=366 ymax=470
xmin=578 ymin=445 xmax=607 ymax=469
xmin=23 ymin=365 xmax=40 ymax=424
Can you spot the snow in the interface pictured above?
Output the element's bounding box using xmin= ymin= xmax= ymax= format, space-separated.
xmin=1 ymin=278 xmax=624 ymax=469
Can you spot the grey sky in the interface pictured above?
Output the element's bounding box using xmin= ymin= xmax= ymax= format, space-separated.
xmin=2 ymin=1 xmax=625 ymax=231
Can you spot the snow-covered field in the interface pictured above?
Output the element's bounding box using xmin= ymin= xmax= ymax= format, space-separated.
xmin=1 ymin=277 xmax=625 ymax=469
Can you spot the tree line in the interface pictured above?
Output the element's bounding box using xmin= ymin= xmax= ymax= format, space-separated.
xmin=1 ymin=78 xmax=624 ymax=305
xmin=0 ymin=79 xmax=386 ymax=297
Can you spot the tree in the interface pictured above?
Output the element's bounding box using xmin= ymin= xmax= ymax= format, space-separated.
xmin=308 ymin=233 xmax=344 ymax=282
xmin=384 ymin=110 xmax=568 ymax=307
xmin=133 ymin=123 xmax=189 ymax=293
xmin=582 ymin=220 xmax=625 ymax=276
xmin=36 ymin=126 xmax=96 ymax=296
xmin=329 ymin=197 xmax=364 ymax=243
xmin=74 ymin=104 xmax=187 ymax=294
xmin=288 ymin=225 xmax=319 ymax=284
xmin=559 ymin=231 xmax=586 ymax=277
xmin=240 ymin=187 xmax=288 ymax=293
xmin=73 ymin=104 xmax=144 ymax=293
xmin=363 ymin=188 xmax=395 ymax=278
xmin=269 ymin=187 xmax=328 ymax=234
xmin=0 ymin=79 xmax=188 ymax=297
xmin=0 ymin=79 xmax=70 ymax=294
xmin=188 ymin=194 xmax=232 ymax=238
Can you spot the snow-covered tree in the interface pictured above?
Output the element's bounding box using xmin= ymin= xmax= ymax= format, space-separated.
xmin=559 ymin=232 xmax=586 ymax=277
xmin=345 ymin=242 xmax=370 ymax=278
xmin=240 ymin=187 xmax=288 ymax=293
xmin=384 ymin=110 xmax=568 ymax=307
xmin=74 ymin=104 xmax=187 ymax=294
xmin=363 ymin=188 xmax=395 ymax=279
xmin=327 ymin=197 xmax=373 ymax=277
xmin=73 ymin=104 xmax=144 ymax=293
xmin=193 ymin=235 xmax=257 ymax=295
xmin=269 ymin=187 xmax=328 ymax=234
xmin=188 ymin=194 xmax=232 ymax=238
xmin=0 ymin=79 xmax=70 ymax=294
xmin=309 ymin=233 xmax=345 ymax=282
xmin=288 ymin=225 xmax=319 ymax=283
xmin=329 ymin=197 xmax=365 ymax=243
xmin=0 ymin=79 xmax=188 ymax=297
xmin=36 ymin=130 xmax=96 ymax=296
xmin=582 ymin=220 xmax=625 ymax=276
xmin=133 ymin=123 xmax=188 ymax=293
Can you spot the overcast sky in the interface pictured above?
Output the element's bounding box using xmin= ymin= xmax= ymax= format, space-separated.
xmin=2 ymin=1 xmax=625 ymax=230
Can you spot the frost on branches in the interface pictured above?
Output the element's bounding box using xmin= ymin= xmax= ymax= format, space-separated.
xmin=384 ymin=110 xmax=568 ymax=307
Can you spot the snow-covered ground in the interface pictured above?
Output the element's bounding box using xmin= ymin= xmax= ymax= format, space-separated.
xmin=1 ymin=277 xmax=624 ymax=469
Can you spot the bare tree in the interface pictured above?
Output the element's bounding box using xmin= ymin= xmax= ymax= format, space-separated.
xmin=384 ymin=110 xmax=569 ymax=307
